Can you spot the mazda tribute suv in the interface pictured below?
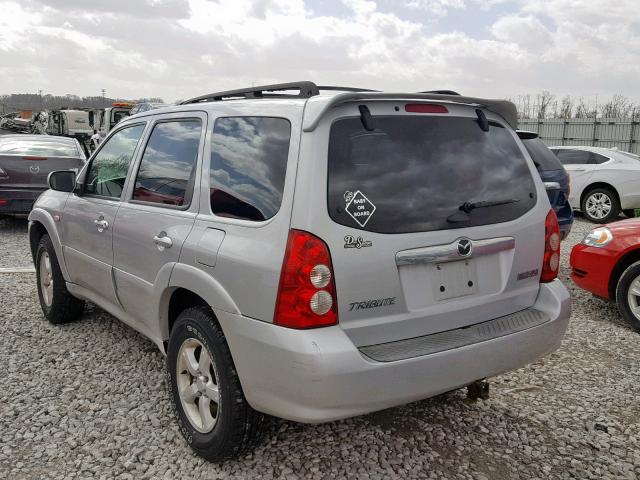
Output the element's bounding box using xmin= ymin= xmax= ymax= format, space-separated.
xmin=29 ymin=82 xmax=571 ymax=461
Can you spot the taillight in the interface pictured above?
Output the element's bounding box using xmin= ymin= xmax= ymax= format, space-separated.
xmin=405 ymin=104 xmax=448 ymax=114
xmin=541 ymin=209 xmax=560 ymax=283
xmin=274 ymin=230 xmax=338 ymax=329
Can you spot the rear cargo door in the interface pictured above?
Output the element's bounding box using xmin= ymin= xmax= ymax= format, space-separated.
xmin=300 ymin=102 xmax=549 ymax=347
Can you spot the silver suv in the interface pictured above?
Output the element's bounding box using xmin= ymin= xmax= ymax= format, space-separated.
xmin=28 ymin=82 xmax=571 ymax=461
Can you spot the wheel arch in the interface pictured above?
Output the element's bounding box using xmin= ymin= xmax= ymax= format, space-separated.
xmin=27 ymin=208 xmax=70 ymax=280
xmin=580 ymin=182 xmax=620 ymax=209
xmin=608 ymin=249 xmax=640 ymax=300
xmin=158 ymin=263 xmax=241 ymax=345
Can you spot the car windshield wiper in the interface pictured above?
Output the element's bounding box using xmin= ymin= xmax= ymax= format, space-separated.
xmin=459 ymin=198 xmax=519 ymax=214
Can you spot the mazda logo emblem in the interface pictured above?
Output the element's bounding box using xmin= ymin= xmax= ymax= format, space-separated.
xmin=29 ymin=165 xmax=40 ymax=174
xmin=457 ymin=238 xmax=472 ymax=257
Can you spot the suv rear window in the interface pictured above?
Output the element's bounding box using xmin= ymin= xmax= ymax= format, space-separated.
xmin=522 ymin=137 xmax=563 ymax=171
xmin=0 ymin=138 xmax=79 ymax=158
xmin=328 ymin=116 xmax=537 ymax=234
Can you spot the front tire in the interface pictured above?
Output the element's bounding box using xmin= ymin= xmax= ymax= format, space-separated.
xmin=581 ymin=187 xmax=620 ymax=223
xmin=166 ymin=306 xmax=263 ymax=462
xmin=616 ymin=262 xmax=640 ymax=332
xmin=35 ymin=234 xmax=85 ymax=324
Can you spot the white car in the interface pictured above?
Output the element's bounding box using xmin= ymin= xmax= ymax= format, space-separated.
xmin=550 ymin=146 xmax=640 ymax=223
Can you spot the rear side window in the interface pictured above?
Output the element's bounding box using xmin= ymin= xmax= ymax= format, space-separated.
xmin=328 ymin=116 xmax=537 ymax=234
xmin=522 ymin=138 xmax=563 ymax=171
xmin=132 ymin=120 xmax=202 ymax=207
xmin=84 ymin=124 xmax=145 ymax=198
xmin=210 ymin=117 xmax=291 ymax=221
xmin=0 ymin=138 xmax=79 ymax=157
xmin=592 ymin=152 xmax=609 ymax=164
xmin=554 ymin=149 xmax=593 ymax=165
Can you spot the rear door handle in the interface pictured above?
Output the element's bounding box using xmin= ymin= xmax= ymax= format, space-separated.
xmin=94 ymin=218 xmax=109 ymax=232
xmin=153 ymin=232 xmax=173 ymax=250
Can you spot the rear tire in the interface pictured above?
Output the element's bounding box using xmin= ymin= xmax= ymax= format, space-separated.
xmin=581 ymin=187 xmax=620 ymax=223
xmin=166 ymin=306 xmax=263 ymax=462
xmin=35 ymin=234 xmax=85 ymax=324
xmin=616 ymin=262 xmax=640 ymax=332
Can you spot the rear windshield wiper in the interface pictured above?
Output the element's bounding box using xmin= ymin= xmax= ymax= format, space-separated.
xmin=459 ymin=198 xmax=519 ymax=214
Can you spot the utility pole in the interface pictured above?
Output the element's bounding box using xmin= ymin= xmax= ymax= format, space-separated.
xmin=38 ymin=89 xmax=43 ymax=109
xmin=101 ymin=89 xmax=106 ymax=107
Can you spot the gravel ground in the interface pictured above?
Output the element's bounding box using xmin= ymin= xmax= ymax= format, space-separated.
xmin=1 ymin=216 xmax=639 ymax=480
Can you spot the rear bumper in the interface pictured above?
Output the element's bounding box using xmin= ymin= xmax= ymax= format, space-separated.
xmin=0 ymin=188 xmax=44 ymax=214
xmin=218 ymin=280 xmax=571 ymax=423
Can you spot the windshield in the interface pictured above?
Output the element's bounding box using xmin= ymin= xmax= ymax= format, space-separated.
xmin=112 ymin=109 xmax=130 ymax=125
xmin=327 ymin=115 xmax=537 ymax=234
xmin=0 ymin=137 xmax=80 ymax=158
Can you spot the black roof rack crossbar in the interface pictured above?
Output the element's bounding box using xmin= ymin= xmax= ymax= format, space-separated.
xmin=419 ymin=90 xmax=461 ymax=96
xmin=180 ymin=81 xmax=381 ymax=105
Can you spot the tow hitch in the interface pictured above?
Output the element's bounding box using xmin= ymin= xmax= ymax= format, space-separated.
xmin=466 ymin=380 xmax=490 ymax=401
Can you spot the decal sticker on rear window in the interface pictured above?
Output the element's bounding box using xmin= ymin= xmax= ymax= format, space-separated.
xmin=344 ymin=190 xmax=376 ymax=228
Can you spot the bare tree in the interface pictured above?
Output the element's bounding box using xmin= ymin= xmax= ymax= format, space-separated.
xmin=536 ymin=91 xmax=555 ymax=119
xmin=559 ymin=96 xmax=574 ymax=119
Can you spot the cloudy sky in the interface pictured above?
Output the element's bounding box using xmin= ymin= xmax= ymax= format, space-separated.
xmin=0 ymin=0 xmax=638 ymax=102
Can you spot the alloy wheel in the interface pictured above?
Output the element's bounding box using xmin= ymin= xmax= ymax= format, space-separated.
xmin=39 ymin=252 xmax=53 ymax=307
xmin=585 ymin=192 xmax=612 ymax=220
xmin=627 ymin=275 xmax=640 ymax=323
xmin=176 ymin=338 xmax=220 ymax=433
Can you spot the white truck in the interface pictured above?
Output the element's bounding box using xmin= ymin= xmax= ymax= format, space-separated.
xmin=89 ymin=102 xmax=133 ymax=150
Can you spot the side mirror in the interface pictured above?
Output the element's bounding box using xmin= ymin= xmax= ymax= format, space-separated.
xmin=543 ymin=181 xmax=561 ymax=191
xmin=48 ymin=170 xmax=76 ymax=192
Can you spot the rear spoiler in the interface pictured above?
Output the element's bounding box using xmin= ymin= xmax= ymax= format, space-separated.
xmin=302 ymin=92 xmax=519 ymax=132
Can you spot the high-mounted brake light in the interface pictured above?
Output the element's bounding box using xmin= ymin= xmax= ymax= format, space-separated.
xmin=274 ymin=230 xmax=338 ymax=329
xmin=22 ymin=156 xmax=48 ymax=161
xmin=405 ymin=104 xmax=449 ymax=114
xmin=541 ymin=209 xmax=560 ymax=283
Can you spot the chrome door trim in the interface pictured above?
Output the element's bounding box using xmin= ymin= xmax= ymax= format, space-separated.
xmin=396 ymin=237 xmax=515 ymax=266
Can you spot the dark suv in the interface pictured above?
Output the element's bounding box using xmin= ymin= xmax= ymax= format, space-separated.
xmin=519 ymin=133 xmax=573 ymax=239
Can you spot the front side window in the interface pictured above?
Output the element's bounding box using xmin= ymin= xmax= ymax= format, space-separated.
xmin=84 ymin=124 xmax=145 ymax=198
xmin=328 ymin=116 xmax=537 ymax=234
xmin=132 ymin=120 xmax=202 ymax=207
xmin=210 ymin=117 xmax=291 ymax=221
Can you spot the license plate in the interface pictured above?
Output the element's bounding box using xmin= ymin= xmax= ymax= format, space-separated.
xmin=433 ymin=259 xmax=478 ymax=301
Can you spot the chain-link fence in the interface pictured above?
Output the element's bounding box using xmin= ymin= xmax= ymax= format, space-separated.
xmin=519 ymin=118 xmax=640 ymax=154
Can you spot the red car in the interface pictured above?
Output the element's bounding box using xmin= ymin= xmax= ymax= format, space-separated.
xmin=571 ymin=218 xmax=640 ymax=331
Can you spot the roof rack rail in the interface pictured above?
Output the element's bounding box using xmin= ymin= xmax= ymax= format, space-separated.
xmin=418 ymin=90 xmax=461 ymax=96
xmin=180 ymin=81 xmax=380 ymax=104
xmin=180 ymin=81 xmax=319 ymax=104
xmin=317 ymin=86 xmax=380 ymax=93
